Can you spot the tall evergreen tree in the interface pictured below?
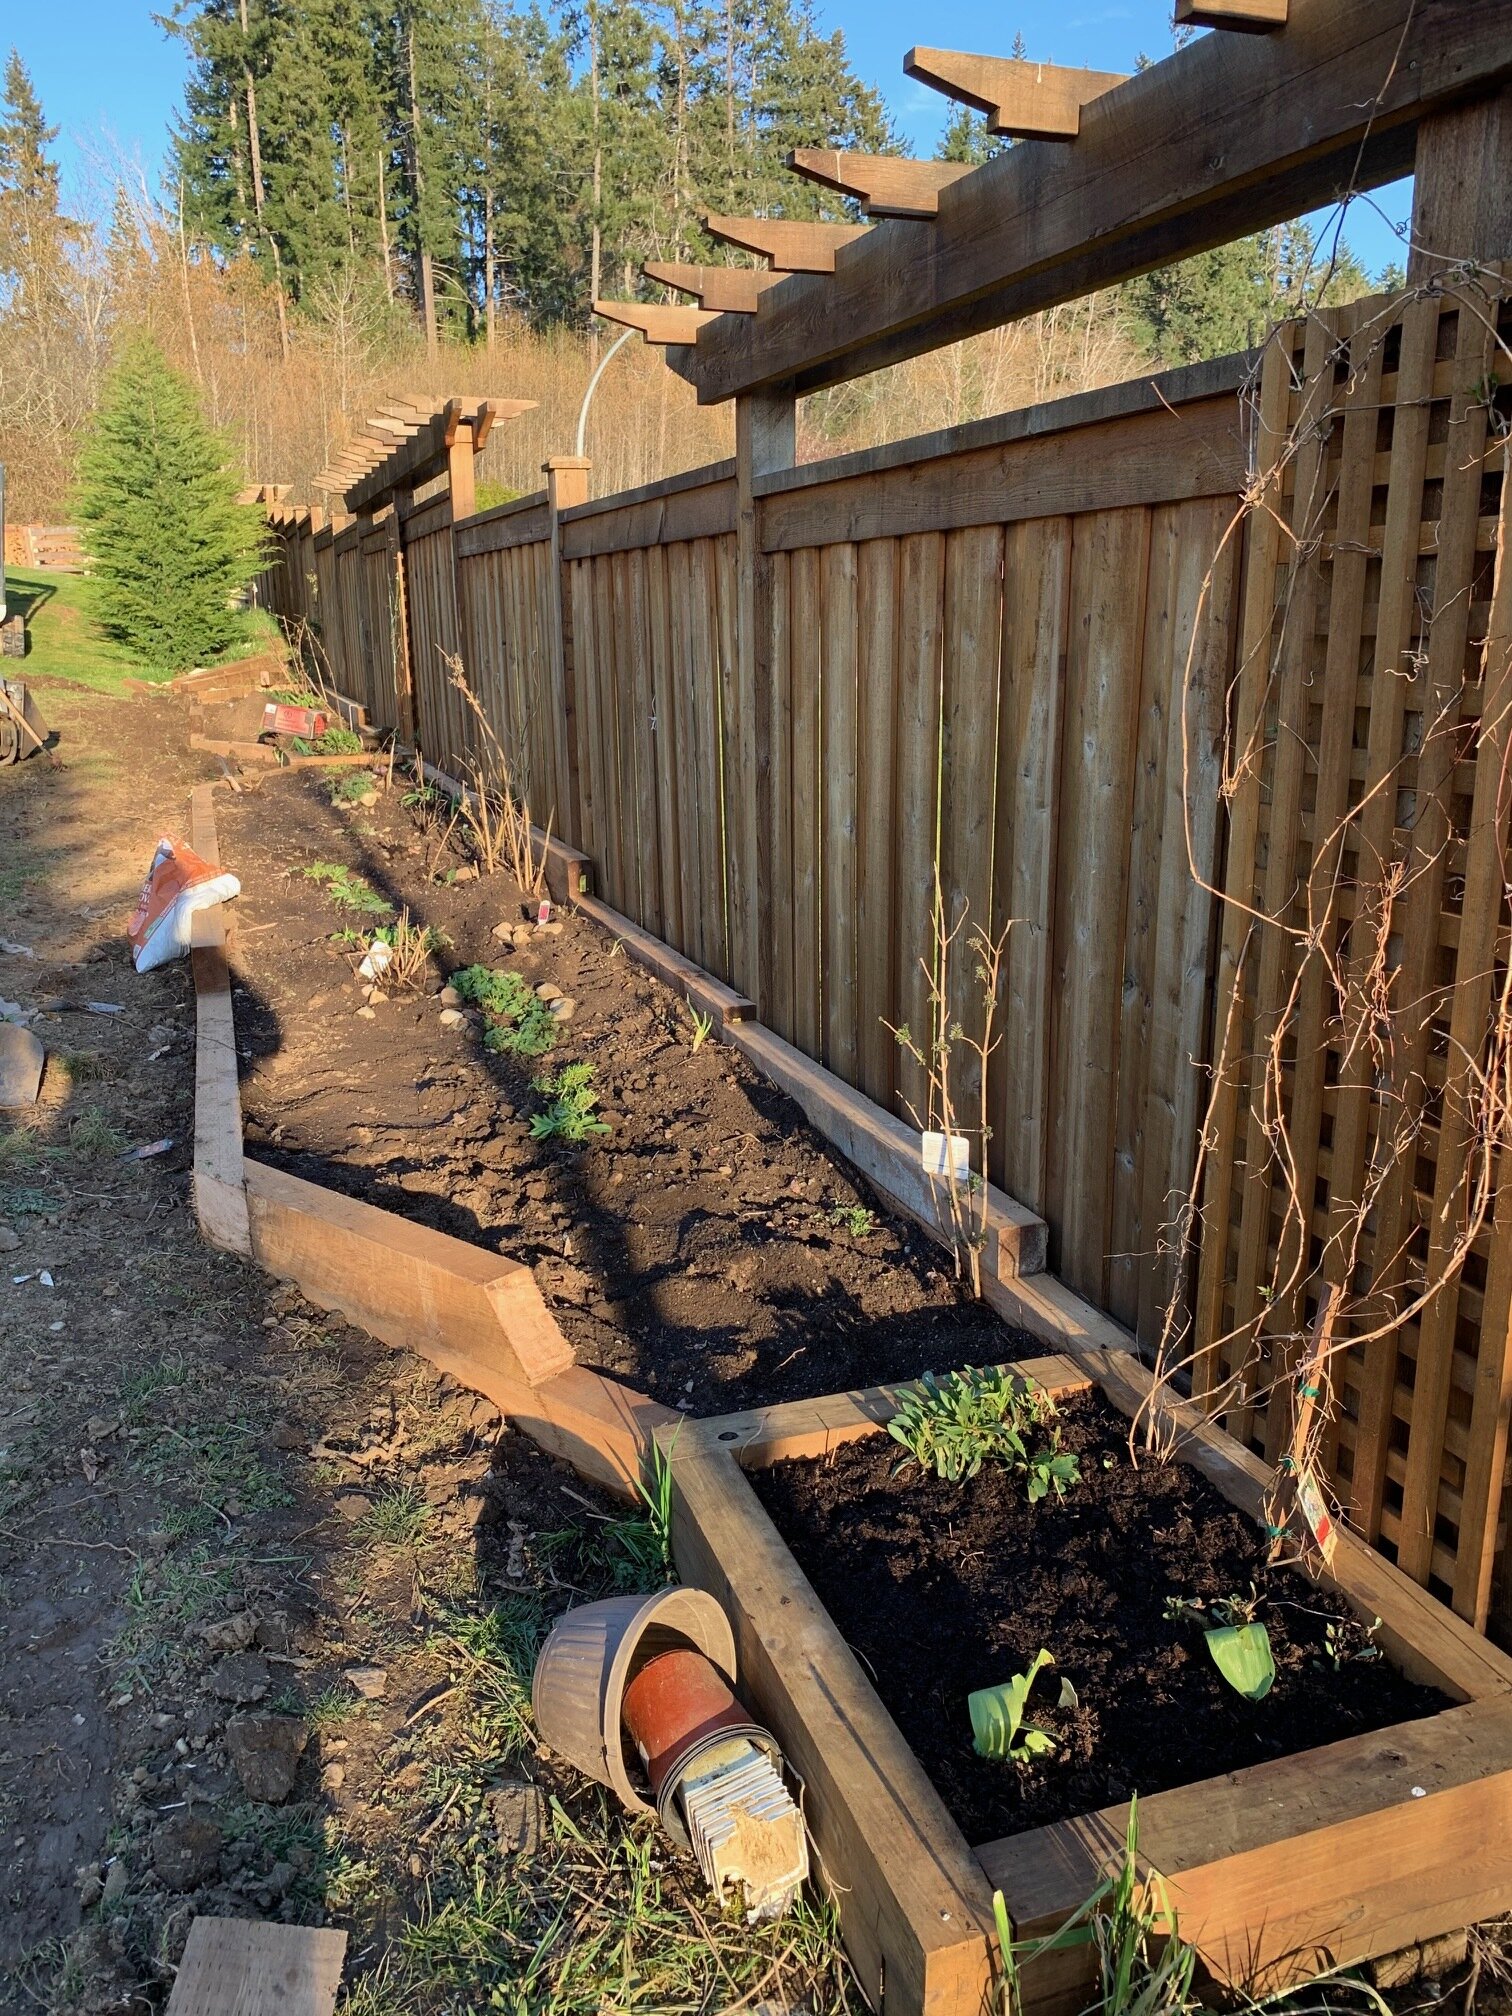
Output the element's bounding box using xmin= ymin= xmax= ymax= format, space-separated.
xmin=74 ymin=336 xmax=267 ymax=668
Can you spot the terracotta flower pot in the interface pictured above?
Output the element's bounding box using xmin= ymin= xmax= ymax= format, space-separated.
xmin=531 ymin=1587 xmax=737 ymax=1815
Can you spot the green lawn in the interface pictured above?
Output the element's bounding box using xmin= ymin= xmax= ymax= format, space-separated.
xmin=3 ymin=564 xmax=281 ymax=695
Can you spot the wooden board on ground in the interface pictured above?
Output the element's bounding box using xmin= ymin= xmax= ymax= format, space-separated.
xmin=576 ymin=892 xmax=754 ymax=1030
xmin=167 ymin=1919 xmax=347 ymax=2016
xmin=188 ymin=785 xmax=250 ymax=1258
xmin=243 ymin=1158 xmax=575 ymax=1390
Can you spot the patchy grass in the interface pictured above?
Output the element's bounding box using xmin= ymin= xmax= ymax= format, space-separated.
xmin=4 ymin=565 xmax=282 ymax=692
xmin=357 ymin=1481 xmax=433 ymax=1546
xmin=303 ymin=861 xmax=395 ymax=919
xmin=107 ymin=1544 xmax=240 ymax=1686
xmin=69 ymin=1104 xmax=128 ymax=1160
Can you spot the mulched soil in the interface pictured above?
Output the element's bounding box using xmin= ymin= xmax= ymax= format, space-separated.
xmin=750 ymin=1389 xmax=1448 ymax=1846
xmin=217 ymin=766 xmax=1029 ymax=1415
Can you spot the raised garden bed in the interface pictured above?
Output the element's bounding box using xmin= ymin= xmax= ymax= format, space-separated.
xmin=666 ymin=1352 xmax=1512 ymax=2016
xmin=214 ymin=767 xmax=1033 ymax=1415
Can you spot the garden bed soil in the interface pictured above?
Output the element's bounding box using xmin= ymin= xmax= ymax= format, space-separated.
xmin=749 ymin=1390 xmax=1449 ymax=1846
xmin=218 ymin=767 xmax=1025 ymax=1415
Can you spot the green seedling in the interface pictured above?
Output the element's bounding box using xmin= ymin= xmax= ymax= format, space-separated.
xmin=887 ymin=1366 xmax=1081 ymax=1500
xmin=529 ymin=1062 xmax=611 ymax=1143
xmin=302 ymin=861 xmax=393 ymax=917
xmin=450 ymin=965 xmax=557 ymax=1059
xmin=685 ymin=1000 xmax=714 ymax=1053
xmin=1320 ymin=1614 xmax=1382 ymax=1671
xmin=828 ymin=1203 xmax=877 ymax=1239
xmin=290 ymin=724 xmax=363 ymax=755
xmin=970 ymin=1649 xmax=1057 ymax=1762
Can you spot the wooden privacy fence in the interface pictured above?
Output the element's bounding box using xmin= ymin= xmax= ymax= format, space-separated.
xmin=254 ymin=279 xmax=1512 ymax=1639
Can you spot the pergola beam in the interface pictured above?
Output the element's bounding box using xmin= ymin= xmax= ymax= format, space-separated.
xmin=785 ymin=150 xmax=971 ymax=219
xmin=671 ymin=0 xmax=1512 ymax=404
xmin=703 ymin=214 xmax=869 ymax=272
xmin=643 ymin=262 xmax=783 ymax=313
xmin=1175 ymin=0 xmax=1288 ymax=27
xmin=593 ymin=299 xmax=718 ymax=345
xmin=903 ymin=49 xmax=1128 ymax=138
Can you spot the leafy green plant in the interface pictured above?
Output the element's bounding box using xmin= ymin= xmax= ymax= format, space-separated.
xmin=302 ymin=861 xmax=393 ymax=918
xmin=829 ymin=1202 xmax=877 ymax=1238
xmin=970 ymin=1649 xmax=1057 ymax=1761
xmin=530 ymin=1063 xmax=611 ymax=1143
xmin=326 ymin=770 xmax=375 ymax=804
xmin=604 ymin=1431 xmax=679 ymax=1583
xmin=685 ymin=1001 xmax=714 ymax=1053
xmin=450 ymin=964 xmax=558 ymax=1059
xmin=887 ymin=1367 xmax=1081 ymax=1499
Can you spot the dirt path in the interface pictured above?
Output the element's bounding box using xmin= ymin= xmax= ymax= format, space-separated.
xmin=0 ymin=675 xmax=853 ymax=2014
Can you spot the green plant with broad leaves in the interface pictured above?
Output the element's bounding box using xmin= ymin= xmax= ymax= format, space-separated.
xmin=530 ymin=1062 xmax=610 ymax=1143
xmin=970 ymin=1649 xmax=1057 ymax=1762
xmin=450 ymin=964 xmax=557 ymax=1059
xmin=1165 ymin=1589 xmax=1275 ymax=1702
xmin=887 ymin=1367 xmax=1081 ymax=1500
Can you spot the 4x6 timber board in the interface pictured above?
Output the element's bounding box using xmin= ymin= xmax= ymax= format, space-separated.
xmin=663 ymin=1355 xmax=1512 ymax=2016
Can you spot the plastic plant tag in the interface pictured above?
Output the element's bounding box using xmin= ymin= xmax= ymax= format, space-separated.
xmin=1296 ymin=1466 xmax=1338 ymax=1563
xmin=1205 ymin=1621 xmax=1275 ymax=1700
xmin=921 ymin=1130 xmax=971 ymax=1183
xmin=538 ymin=898 xmax=555 ymax=924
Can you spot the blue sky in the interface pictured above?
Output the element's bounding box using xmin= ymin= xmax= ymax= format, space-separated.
xmin=15 ymin=0 xmax=1412 ymax=280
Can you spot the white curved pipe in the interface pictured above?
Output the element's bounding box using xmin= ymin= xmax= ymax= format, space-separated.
xmin=576 ymin=327 xmax=637 ymax=460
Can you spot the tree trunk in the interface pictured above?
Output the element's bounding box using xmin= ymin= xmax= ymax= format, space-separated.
xmin=239 ymin=0 xmax=289 ymax=360
xmin=406 ymin=17 xmax=438 ymax=357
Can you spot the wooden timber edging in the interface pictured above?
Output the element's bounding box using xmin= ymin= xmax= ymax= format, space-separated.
xmin=666 ymin=1357 xmax=1512 ymax=2016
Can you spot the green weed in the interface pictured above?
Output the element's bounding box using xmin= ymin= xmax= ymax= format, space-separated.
xmin=293 ymin=725 xmax=364 ymax=755
xmin=685 ymin=1000 xmax=714 ymax=1053
xmin=69 ymin=1106 xmax=128 ymax=1160
xmin=529 ymin=1063 xmax=610 ymax=1144
xmin=327 ymin=770 xmax=376 ymax=804
xmin=108 ymin=1544 xmax=240 ymax=1684
xmin=357 ymin=1481 xmax=433 ymax=1546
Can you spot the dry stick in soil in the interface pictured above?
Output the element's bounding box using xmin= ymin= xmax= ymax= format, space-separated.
xmin=1135 ymin=279 xmax=1512 ymax=1522
xmin=439 ymin=649 xmax=549 ymax=898
xmin=885 ymin=872 xmax=1012 ymax=1300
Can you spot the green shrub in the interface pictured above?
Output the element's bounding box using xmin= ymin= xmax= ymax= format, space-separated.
xmin=451 ymin=965 xmax=557 ymax=1059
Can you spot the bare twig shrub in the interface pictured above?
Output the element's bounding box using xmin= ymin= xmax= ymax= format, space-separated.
xmin=439 ymin=650 xmax=547 ymax=898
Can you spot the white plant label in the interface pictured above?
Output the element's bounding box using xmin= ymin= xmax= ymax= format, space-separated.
xmin=921 ymin=1131 xmax=971 ymax=1183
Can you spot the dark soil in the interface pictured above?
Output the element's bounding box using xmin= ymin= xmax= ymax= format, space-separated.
xmin=218 ymin=767 xmax=1028 ymax=1415
xmin=751 ymin=1391 xmax=1448 ymax=1846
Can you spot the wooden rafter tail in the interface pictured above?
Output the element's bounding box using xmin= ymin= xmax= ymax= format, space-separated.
xmin=702 ymin=212 xmax=869 ymax=273
xmin=1175 ymin=0 xmax=1288 ymax=26
xmin=903 ymin=47 xmax=1129 ymax=138
xmin=785 ymin=149 xmax=972 ymax=220
xmin=642 ymin=261 xmax=782 ymax=314
xmin=593 ymin=299 xmax=718 ymax=346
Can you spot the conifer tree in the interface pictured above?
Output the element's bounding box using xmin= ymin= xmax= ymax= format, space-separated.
xmin=74 ymin=336 xmax=267 ymax=670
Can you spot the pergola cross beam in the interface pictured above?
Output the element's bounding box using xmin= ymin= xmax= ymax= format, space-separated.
xmin=313 ymin=394 xmax=535 ymax=511
xmin=903 ymin=48 xmax=1129 ymax=138
xmin=785 ymin=150 xmax=972 ymax=220
xmin=670 ymin=0 xmax=1512 ymax=405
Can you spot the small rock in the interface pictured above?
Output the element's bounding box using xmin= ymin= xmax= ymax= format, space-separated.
xmin=199 ymin=1612 xmax=258 ymax=1654
xmin=269 ymin=1419 xmax=305 ymax=1451
xmin=439 ymin=1009 xmax=466 ymax=1031
xmin=206 ymin=1653 xmax=271 ymax=1704
xmin=548 ymin=997 xmax=576 ymax=1022
xmin=0 ymin=1225 xmax=19 ymax=1253
xmin=76 ymin=1862 xmax=104 ymax=1911
xmin=357 ymin=791 xmax=378 ymax=809
xmin=254 ymin=1612 xmax=292 ymax=1654
xmin=534 ymin=982 xmax=562 ymax=1003
xmin=453 ymin=864 xmax=479 ymax=883
xmin=225 ymin=1714 xmax=308 ymax=1803
xmin=536 ymin=919 xmax=564 ymax=936
xmin=491 ymin=923 xmax=515 ymax=944
xmin=439 ymin=985 xmax=462 ymax=1008
xmin=0 ymin=1022 xmax=45 ymax=1108
xmin=368 ymin=990 xmax=388 ymax=1006
xmin=343 ymin=1664 xmax=387 ymax=1700
xmin=152 ymin=1812 xmax=223 ymax=1893
xmin=321 ymin=1762 xmax=346 ymax=1791
xmin=101 ymin=1858 xmax=129 ymax=1905
xmin=356 ymin=1006 xmax=376 ymax=1021
xmin=266 ymin=1859 xmax=297 ymax=1897
xmin=513 ymin=923 xmax=535 ymax=945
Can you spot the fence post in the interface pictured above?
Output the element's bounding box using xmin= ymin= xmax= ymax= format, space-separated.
xmin=1408 ymin=82 xmax=1512 ymax=279
xmin=544 ymin=455 xmax=591 ymax=850
xmin=733 ymin=392 xmax=796 ymax=1005
xmin=385 ymin=497 xmax=416 ymax=745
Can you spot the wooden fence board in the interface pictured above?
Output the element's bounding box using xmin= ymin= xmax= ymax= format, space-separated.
xmin=892 ymin=533 xmax=946 ymax=1130
xmin=791 ymin=545 xmax=824 ymax=1061
xmin=821 ymin=542 xmax=861 ymax=1080
xmin=766 ymin=549 xmax=796 ymax=1042
xmin=856 ymin=539 xmax=901 ymax=1111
